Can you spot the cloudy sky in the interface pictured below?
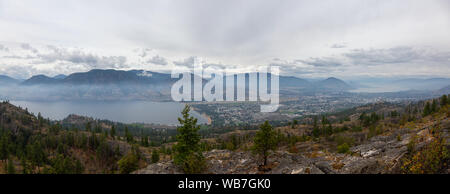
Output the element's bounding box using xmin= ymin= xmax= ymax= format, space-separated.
xmin=0 ymin=0 xmax=449 ymax=79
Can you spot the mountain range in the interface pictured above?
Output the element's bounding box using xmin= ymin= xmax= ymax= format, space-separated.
xmin=21 ymin=69 xmax=175 ymax=86
xmin=18 ymin=69 xmax=351 ymax=90
xmin=0 ymin=69 xmax=448 ymax=101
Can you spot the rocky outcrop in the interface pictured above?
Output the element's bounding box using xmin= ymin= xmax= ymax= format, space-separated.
xmin=134 ymin=150 xmax=325 ymax=174
xmin=135 ymin=118 xmax=449 ymax=174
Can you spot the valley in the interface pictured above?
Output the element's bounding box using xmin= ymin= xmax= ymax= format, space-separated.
xmin=0 ymin=93 xmax=448 ymax=174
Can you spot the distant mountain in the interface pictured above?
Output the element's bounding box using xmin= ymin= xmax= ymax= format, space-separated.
xmin=18 ymin=70 xmax=355 ymax=101
xmin=53 ymin=74 xmax=67 ymax=79
xmin=313 ymin=77 xmax=352 ymax=91
xmin=279 ymin=76 xmax=310 ymax=88
xmin=436 ymin=85 xmax=450 ymax=94
xmin=22 ymin=75 xmax=58 ymax=85
xmin=0 ymin=75 xmax=20 ymax=85
xmin=23 ymin=69 xmax=175 ymax=86
xmin=63 ymin=69 xmax=146 ymax=85
xmin=392 ymin=78 xmax=450 ymax=91
xmin=24 ymin=69 xmax=313 ymax=90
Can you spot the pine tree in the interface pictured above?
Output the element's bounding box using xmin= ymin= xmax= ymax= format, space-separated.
xmin=252 ymin=121 xmax=277 ymax=166
xmin=117 ymin=152 xmax=139 ymax=174
xmin=291 ymin=119 xmax=298 ymax=129
xmin=85 ymin=122 xmax=91 ymax=132
xmin=423 ymin=102 xmax=431 ymax=116
xmin=75 ymin=159 xmax=84 ymax=174
xmin=173 ymin=105 xmax=205 ymax=173
xmin=21 ymin=158 xmax=30 ymax=174
xmin=110 ymin=125 xmax=116 ymax=140
xmin=431 ymin=99 xmax=438 ymax=113
xmin=95 ymin=124 xmax=102 ymax=133
xmin=441 ymin=95 xmax=447 ymax=107
xmin=0 ymin=134 xmax=8 ymax=162
xmin=125 ymin=127 xmax=133 ymax=143
xmin=151 ymin=149 xmax=160 ymax=163
xmin=7 ymin=158 xmax=15 ymax=174
xmin=312 ymin=116 xmax=320 ymax=137
xmin=144 ymin=135 xmax=149 ymax=147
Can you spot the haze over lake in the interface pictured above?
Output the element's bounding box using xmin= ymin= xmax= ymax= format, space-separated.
xmin=10 ymin=100 xmax=208 ymax=126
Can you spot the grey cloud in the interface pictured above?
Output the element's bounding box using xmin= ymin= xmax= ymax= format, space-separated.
xmin=3 ymin=55 xmax=35 ymax=60
xmin=172 ymin=56 xmax=235 ymax=71
xmin=344 ymin=47 xmax=450 ymax=65
xmin=0 ymin=65 xmax=34 ymax=79
xmin=270 ymin=59 xmax=335 ymax=77
xmin=0 ymin=44 xmax=9 ymax=52
xmin=134 ymin=48 xmax=152 ymax=58
xmin=37 ymin=47 xmax=128 ymax=69
xmin=173 ymin=56 xmax=197 ymax=68
xmin=147 ymin=55 xmax=168 ymax=66
xmin=297 ymin=57 xmax=342 ymax=67
xmin=20 ymin=43 xmax=38 ymax=53
xmin=274 ymin=46 xmax=450 ymax=78
xmin=278 ymin=65 xmax=331 ymax=77
xmin=331 ymin=43 xmax=347 ymax=48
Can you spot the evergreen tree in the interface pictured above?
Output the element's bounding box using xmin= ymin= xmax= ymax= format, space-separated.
xmin=252 ymin=121 xmax=277 ymax=166
xmin=85 ymin=122 xmax=91 ymax=132
xmin=326 ymin=123 xmax=333 ymax=135
xmin=321 ymin=116 xmax=328 ymax=135
xmin=291 ymin=119 xmax=298 ymax=129
xmin=21 ymin=158 xmax=30 ymax=174
xmin=28 ymin=141 xmax=45 ymax=171
xmin=441 ymin=95 xmax=448 ymax=106
xmin=151 ymin=149 xmax=160 ymax=163
xmin=431 ymin=99 xmax=438 ymax=113
xmin=117 ymin=153 xmax=139 ymax=174
xmin=7 ymin=158 xmax=15 ymax=174
xmin=143 ymin=135 xmax=149 ymax=147
xmin=125 ymin=127 xmax=133 ymax=143
xmin=110 ymin=125 xmax=116 ymax=140
xmin=312 ymin=116 xmax=320 ymax=137
xmin=173 ymin=105 xmax=205 ymax=173
xmin=0 ymin=134 xmax=9 ymax=162
xmin=423 ymin=102 xmax=431 ymax=116
xmin=95 ymin=124 xmax=102 ymax=133
xmin=75 ymin=159 xmax=84 ymax=174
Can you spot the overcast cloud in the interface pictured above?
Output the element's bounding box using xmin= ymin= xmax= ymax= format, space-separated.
xmin=0 ymin=0 xmax=449 ymax=79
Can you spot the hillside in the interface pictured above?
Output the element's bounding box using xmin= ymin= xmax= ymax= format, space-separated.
xmin=22 ymin=69 xmax=174 ymax=86
xmin=0 ymin=75 xmax=20 ymax=85
xmin=22 ymin=75 xmax=59 ymax=85
xmin=0 ymin=94 xmax=448 ymax=174
xmin=437 ymin=85 xmax=450 ymax=94
xmin=0 ymin=101 xmax=156 ymax=174
xmin=135 ymin=95 xmax=450 ymax=174
xmin=313 ymin=77 xmax=353 ymax=91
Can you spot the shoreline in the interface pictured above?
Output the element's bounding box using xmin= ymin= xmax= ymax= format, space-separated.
xmin=189 ymin=106 xmax=212 ymax=125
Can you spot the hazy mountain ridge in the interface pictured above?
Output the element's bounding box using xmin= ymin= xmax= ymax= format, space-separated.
xmin=0 ymin=69 xmax=447 ymax=101
xmin=313 ymin=77 xmax=353 ymax=91
xmin=20 ymin=69 xmax=335 ymax=89
xmin=437 ymin=85 xmax=450 ymax=94
xmin=21 ymin=69 xmax=174 ymax=86
xmin=22 ymin=74 xmax=59 ymax=85
xmin=53 ymin=74 xmax=67 ymax=79
xmin=0 ymin=75 xmax=20 ymax=85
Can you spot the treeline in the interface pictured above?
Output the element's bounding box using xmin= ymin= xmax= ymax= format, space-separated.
xmin=0 ymin=101 xmax=154 ymax=174
xmin=0 ymin=124 xmax=126 ymax=174
xmin=60 ymin=118 xmax=178 ymax=147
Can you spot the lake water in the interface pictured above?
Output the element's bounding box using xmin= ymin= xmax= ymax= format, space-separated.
xmin=10 ymin=101 xmax=208 ymax=126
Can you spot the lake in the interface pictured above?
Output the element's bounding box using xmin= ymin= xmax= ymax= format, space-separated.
xmin=10 ymin=100 xmax=209 ymax=126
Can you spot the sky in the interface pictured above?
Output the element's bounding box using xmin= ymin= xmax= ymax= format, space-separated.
xmin=0 ymin=0 xmax=450 ymax=79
